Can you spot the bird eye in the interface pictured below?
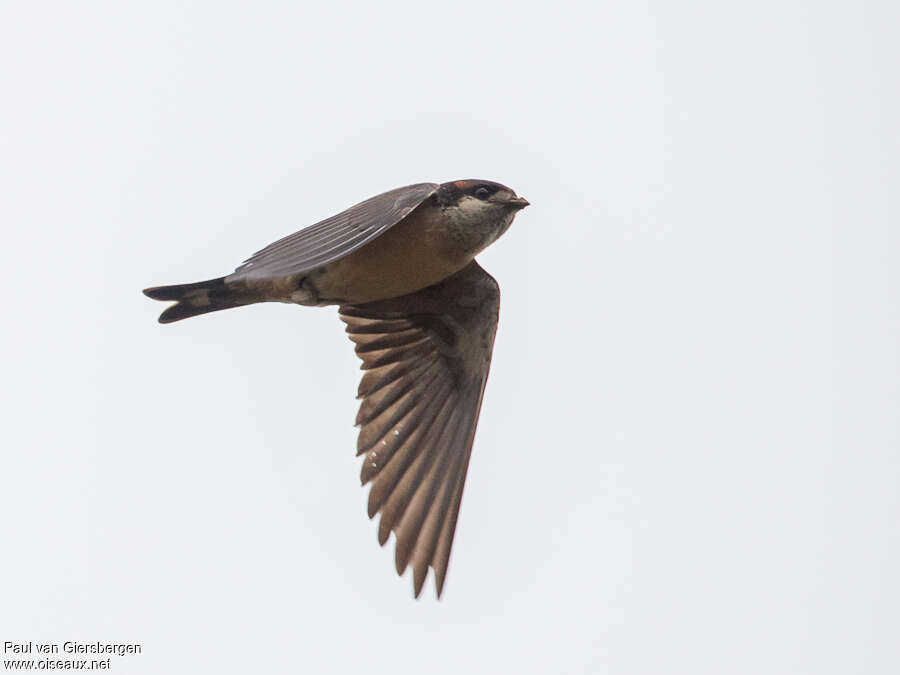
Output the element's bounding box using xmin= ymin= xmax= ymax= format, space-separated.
xmin=474 ymin=186 xmax=491 ymax=199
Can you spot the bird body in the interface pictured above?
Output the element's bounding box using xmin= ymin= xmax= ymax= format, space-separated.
xmin=296 ymin=195 xmax=515 ymax=305
xmin=144 ymin=179 xmax=528 ymax=597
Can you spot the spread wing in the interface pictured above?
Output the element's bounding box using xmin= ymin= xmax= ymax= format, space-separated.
xmin=228 ymin=182 xmax=438 ymax=281
xmin=339 ymin=261 xmax=500 ymax=598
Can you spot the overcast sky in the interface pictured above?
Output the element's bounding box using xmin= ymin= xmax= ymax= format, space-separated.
xmin=2 ymin=1 xmax=898 ymax=673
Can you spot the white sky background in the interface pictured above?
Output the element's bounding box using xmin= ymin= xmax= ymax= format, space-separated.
xmin=2 ymin=1 xmax=898 ymax=673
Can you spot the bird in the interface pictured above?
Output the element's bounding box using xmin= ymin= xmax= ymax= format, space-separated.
xmin=143 ymin=179 xmax=529 ymax=597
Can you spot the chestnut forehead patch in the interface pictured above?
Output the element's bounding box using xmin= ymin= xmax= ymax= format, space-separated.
xmin=452 ymin=180 xmax=509 ymax=194
xmin=437 ymin=179 xmax=512 ymax=207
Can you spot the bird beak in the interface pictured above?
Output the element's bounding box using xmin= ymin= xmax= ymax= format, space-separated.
xmin=505 ymin=197 xmax=530 ymax=210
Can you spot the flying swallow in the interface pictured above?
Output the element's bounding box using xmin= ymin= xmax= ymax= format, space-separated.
xmin=144 ymin=179 xmax=529 ymax=597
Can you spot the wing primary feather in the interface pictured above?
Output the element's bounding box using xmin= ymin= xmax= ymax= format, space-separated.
xmin=392 ymin=405 xmax=465 ymax=571
xmin=369 ymin=378 xmax=456 ymax=536
xmin=352 ymin=330 xmax=429 ymax=354
xmin=236 ymin=198 xmax=385 ymax=262
xmin=356 ymin=357 xmax=444 ymax=426
xmin=277 ymin=226 xmax=381 ymax=269
xmin=340 ymin=307 xmax=409 ymax=321
xmin=411 ymin=429 xmax=471 ymax=597
xmin=360 ymin=371 xmax=452 ymax=491
xmin=343 ymin=318 xmax=416 ymax=335
xmin=360 ymin=401 xmax=422 ymax=486
xmin=377 ymin=387 xmax=461 ymax=555
xmin=254 ymin=220 xmax=356 ymax=259
xmin=354 ymin=358 xmax=440 ymax=426
xmin=356 ymin=354 xmax=439 ymax=399
xmin=356 ymin=360 xmax=444 ymax=454
xmin=394 ymin=402 xmax=471 ymax=580
xmin=431 ymin=386 xmax=484 ymax=597
xmin=432 ymin=463 xmax=468 ymax=598
xmin=358 ymin=340 xmax=434 ymax=370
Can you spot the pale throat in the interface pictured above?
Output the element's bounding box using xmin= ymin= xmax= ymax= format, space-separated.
xmin=435 ymin=197 xmax=511 ymax=258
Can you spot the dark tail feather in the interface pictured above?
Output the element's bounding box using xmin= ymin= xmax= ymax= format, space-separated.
xmin=143 ymin=277 xmax=247 ymax=323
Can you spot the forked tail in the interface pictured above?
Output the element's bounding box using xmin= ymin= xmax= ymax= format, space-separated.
xmin=143 ymin=277 xmax=247 ymax=323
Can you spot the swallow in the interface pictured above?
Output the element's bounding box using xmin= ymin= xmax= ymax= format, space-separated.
xmin=144 ymin=179 xmax=529 ymax=597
